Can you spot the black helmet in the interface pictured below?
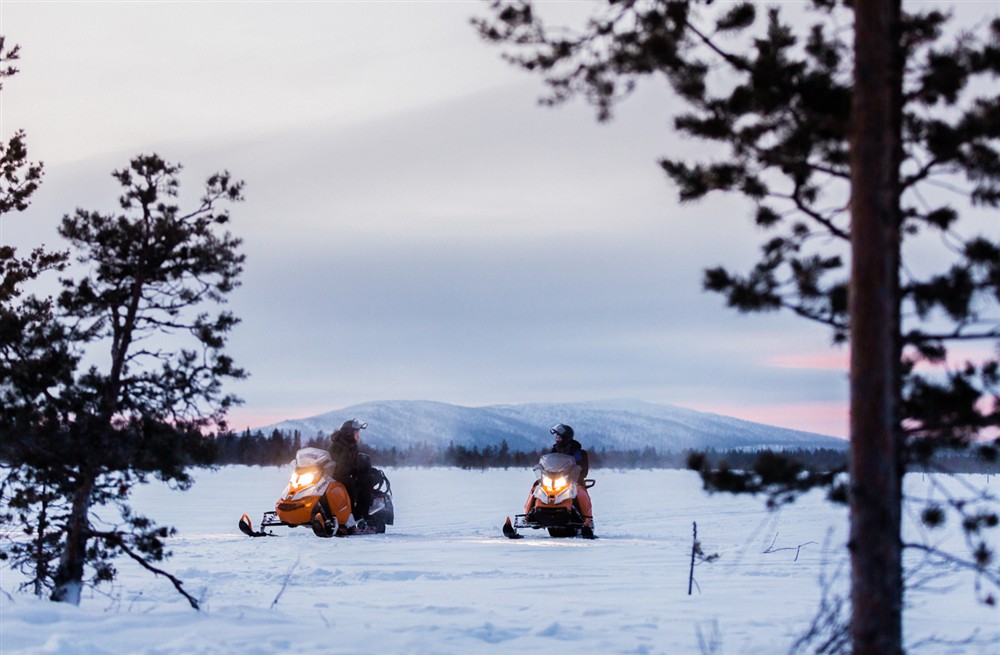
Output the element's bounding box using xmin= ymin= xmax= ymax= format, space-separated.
xmin=550 ymin=423 xmax=574 ymax=440
xmin=340 ymin=418 xmax=367 ymax=431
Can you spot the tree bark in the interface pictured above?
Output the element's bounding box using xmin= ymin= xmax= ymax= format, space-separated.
xmin=32 ymin=492 xmax=52 ymax=597
xmin=848 ymin=2 xmax=904 ymax=654
xmin=50 ymin=472 xmax=94 ymax=605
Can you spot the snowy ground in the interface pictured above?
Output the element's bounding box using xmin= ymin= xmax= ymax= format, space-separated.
xmin=2 ymin=466 xmax=997 ymax=655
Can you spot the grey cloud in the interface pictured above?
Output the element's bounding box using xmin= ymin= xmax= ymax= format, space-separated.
xmin=3 ymin=10 xmax=849 ymax=435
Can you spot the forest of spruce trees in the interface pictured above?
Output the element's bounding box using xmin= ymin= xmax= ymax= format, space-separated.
xmin=211 ymin=429 xmax=997 ymax=474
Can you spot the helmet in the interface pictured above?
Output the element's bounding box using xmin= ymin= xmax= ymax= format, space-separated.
xmin=341 ymin=418 xmax=367 ymax=431
xmin=550 ymin=423 xmax=574 ymax=439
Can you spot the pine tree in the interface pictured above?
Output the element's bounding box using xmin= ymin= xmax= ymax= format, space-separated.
xmin=0 ymin=36 xmax=72 ymax=600
xmin=475 ymin=2 xmax=999 ymax=652
xmin=2 ymin=153 xmax=245 ymax=608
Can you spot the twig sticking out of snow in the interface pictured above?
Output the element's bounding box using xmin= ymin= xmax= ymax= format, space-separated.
xmin=762 ymin=533 xmax=818 ymax=562
xmin=689 ymin=522 xmax=698 ymax=596
xmin=689 ymin=521 xmax=720 ymax=595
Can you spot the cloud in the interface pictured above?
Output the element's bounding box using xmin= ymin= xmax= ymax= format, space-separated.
xmin=765 ymin=351 xmax=850 ymax=371
xmin=677 ymin=401 xmax=850 ymax=440
xmin=3 ymin=1 xmax=855 ymax=438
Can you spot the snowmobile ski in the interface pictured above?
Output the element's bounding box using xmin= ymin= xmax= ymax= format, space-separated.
xmin=238 ymin=513 xmax=275 ymax=538
xmin=503 ymin=516 xmax=523 ymax=539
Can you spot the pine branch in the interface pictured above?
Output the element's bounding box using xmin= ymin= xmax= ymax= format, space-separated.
xmin=89 ymin=529 xmax=199 ymax=610
xmin=903 ymin=541 xmax=1000 ymax=589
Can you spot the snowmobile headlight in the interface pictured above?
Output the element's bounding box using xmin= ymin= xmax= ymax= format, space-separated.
xmin=541 ymin=475 xmax=568 ymax=494
xmin=292 ymin=470 xmax=318 ymax=487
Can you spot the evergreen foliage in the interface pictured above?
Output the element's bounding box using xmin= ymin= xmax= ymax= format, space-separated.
xmin=0 ymin=36 xmax=70 ymax=601
xmin=0 ymin=38 xmax=43 ymax=218
xmin=1 ymin=145 xmax=245 ymax=608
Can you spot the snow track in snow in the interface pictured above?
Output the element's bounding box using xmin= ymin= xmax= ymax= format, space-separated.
xmin=2 ymin=466 xmax=997 ymax=654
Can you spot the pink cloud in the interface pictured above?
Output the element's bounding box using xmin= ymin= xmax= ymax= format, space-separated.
xmin=764 ymin=352 xmax=850 ymax=371
xmin=763 ymin=344 xmax=996 ymax=373
xmin=906 ymin=343 xmax=997 ymax=372
xmin=678 ymin=401 xmax=850 ymax=439
xmin=224 ymin=407 xmax=329 ymax=432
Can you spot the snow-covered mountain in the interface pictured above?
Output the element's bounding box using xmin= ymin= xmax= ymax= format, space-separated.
xmin=258 ymin=399 xmax=847 ymax=452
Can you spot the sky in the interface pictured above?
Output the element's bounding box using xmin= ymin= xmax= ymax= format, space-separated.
xmin=1 ymin=1 xmax=990 ymax=440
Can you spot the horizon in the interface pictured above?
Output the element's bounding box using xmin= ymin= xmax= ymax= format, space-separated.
xmin=241 ymin=396 xmax=849 ymax=442
xmin=232 ymin=396 xmax=850 ymax=441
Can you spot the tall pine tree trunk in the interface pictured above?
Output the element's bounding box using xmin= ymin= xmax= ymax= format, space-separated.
xmin=848 ymin=1 xmax=904 ymax=653
xmin=32 ymin=491 xmax=53 ymax=597
xmin=50 ymin=472 xmax=94 ymax=605
xmin=51 ymin=277 xmax=134 ymax=604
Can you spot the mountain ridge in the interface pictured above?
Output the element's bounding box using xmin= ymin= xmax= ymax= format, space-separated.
xmin=257 ymin=399 xmax=847 ymax=453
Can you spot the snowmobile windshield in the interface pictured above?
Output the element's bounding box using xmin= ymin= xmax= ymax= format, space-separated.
xmin=294 ymin=447 xmax=330 ymax=469
xmin=536 ymin=453 xmax=577 ymax=475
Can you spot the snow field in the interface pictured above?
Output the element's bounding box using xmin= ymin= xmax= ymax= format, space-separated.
xmin=1 ymin=466 xmax=997 ymax=654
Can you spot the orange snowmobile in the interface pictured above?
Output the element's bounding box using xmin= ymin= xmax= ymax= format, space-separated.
xmin=239 ymin=447 xmax=393 ymax=538
xmin=503 ymin=453 xmax=596 ymax=539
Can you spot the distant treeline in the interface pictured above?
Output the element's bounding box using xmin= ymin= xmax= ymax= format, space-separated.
xmin=210 ymin=429 xmax=999 ymax=474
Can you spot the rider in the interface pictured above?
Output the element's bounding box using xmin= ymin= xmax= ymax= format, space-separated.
xmin=524 ymin=423 xmax=594 ymax=530
xmin=328 ymin=418 xmax=374 ymax=524
xmin=549 ymin=423 xmax=593 ymax=528
xmin=550 ymin=423 xmax=588 ymax=477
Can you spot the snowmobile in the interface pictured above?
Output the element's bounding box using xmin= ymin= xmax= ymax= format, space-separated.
xmin=503 ymin=452 xmax=596 ymax=539
xmin=239 ymin=447 xmax=394 ymax=538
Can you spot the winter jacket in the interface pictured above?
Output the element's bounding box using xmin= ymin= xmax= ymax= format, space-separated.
xmin=552 ymin=437 xmax=589 ymax=482
xmin=328 ymin=429 xmax=360 ymax=482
